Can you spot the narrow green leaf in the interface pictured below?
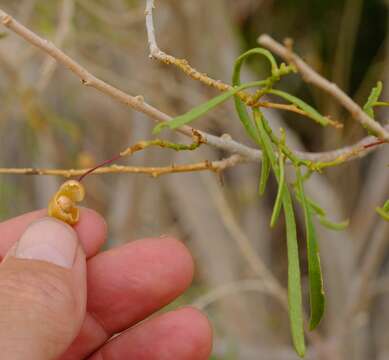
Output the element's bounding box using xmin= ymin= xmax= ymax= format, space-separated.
xmin=268 ymin=89 xmax=330 ymax=127
xmin=261 ymin=119 xmax=309 ymax=167
xmin=153 ymin=81 xmax=265 ymax=134
xmin=270 ymin=154 xmax=285 ymax=227
xmin=318 ymin=217 xmax=349 ymax=231
xmin=306 ymin=198 xmax=326 ymax=217
xmin=294 ymin=190 xmax=348 ymax=231
xmin=233 ymin=92 xmax=258 ymax=141
xmin=233 ymin=48 xmax=278 ymax=82
xmin=253 ymin=110 xmax=277 ymax=166
xmin=232 ymin=48 xmax=278 ymax=141
xmin=376 ymin=200 xmax=389 ymax=222
xmin=363 ymin=81 xmax=383 ymax=119
xmin=282 ymin=188 xmax=306 ymax=357
xmin=376 ymin=207 xmax=389 ymax=222
xmin=259 ymin=151 xmax=271 ymax=195
xmin=254 ymin=109 xmax=305 ymax=357
xmin=373 ymin=101 xmax=389 ymax=107
xmin=296 ymin=169 xmax=325 ymax=330
xmin=296 ymin=193 xmax=326 ymax=217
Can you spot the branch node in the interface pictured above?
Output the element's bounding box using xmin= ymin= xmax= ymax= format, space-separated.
xmin=221 ymin=133 xmax=233 ymax=141
xmin=135 ymin=95 xmax=144 ymax=103
xmin=1 ymin=14 xmax=12 ymax=26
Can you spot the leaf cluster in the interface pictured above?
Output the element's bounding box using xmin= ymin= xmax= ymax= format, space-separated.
xmin=151 ymin=47 xmax=387 ymax=357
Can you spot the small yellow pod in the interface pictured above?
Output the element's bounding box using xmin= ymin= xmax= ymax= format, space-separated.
xmin=48 ymin=180 xmax=85 ymax=225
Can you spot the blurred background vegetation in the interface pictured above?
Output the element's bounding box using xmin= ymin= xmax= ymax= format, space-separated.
xmin=0 ymin=0 xmax=388 ymax=359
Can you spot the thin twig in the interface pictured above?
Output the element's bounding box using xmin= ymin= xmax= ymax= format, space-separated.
xmin=254 ymin=101 xmax=343 ymax=129
xmin=78 ymin=130 xmax=206 ymax=181
xmin=192 ymin=279 xmax=271 ymax=310
xmin=0 ymin=155 xmax=245 ymax=178
xmin=200 ymin=164 xmax=288 ymax=307
xmin=343 ymin=221 xmax=389 ymax=322
xmin=0 ymin=8 xmax=257 ymax=161
xmin=146 ymin=0 xmax=339 ymax=127
xmin=145 ymin=0 xmax=232 ymax=94
xmin=256 ymin=101 xmax=310 ymax=116
xmin=258 ymin=34 xmax=389 ymax=141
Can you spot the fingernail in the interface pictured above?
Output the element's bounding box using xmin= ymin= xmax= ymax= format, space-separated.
xmin=15 ymin=218 xmax=78 ymax=268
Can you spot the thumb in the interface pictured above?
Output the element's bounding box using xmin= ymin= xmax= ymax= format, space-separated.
xmin=0 ymin=217 xmax=87 ymax=360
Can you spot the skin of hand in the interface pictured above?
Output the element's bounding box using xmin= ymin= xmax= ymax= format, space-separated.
xmin=0 ymin=208 xmax=212 ymax=360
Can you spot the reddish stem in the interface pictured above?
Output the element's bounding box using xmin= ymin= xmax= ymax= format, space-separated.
xmin=363 ymin=140 xmax=387 ymax=149
xmin=78 ymin=153 xmax=122 ymax=182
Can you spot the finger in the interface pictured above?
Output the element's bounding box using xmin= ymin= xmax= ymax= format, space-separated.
xmin=88 ymin=308 xmax=213 ymax=360
xmin=59 ymin=313 xmax=108 ymax=360
xmin=87 ymin=237 xmax=194 ymax=333
xmin=0 ymin=218 xmax=87 ymax=360
xmin=0 ymin=208 xmax=107 ymax=259
xmin=60 ymin=237 xmax=194 ymax=359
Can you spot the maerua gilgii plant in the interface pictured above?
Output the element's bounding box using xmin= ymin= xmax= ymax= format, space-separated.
xmin=0 ymin=7 xmax=388 ymax=358
xmin=45 ymin=47 xmax=389 ymax=357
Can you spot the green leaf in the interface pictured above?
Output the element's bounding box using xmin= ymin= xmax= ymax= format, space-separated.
xmin=233 ymin=48 xmax=278 ymax=81
xmin=363 ymin=81 xmax=383 ymax=119
xmin=232 ymin=48 xmax=278 ymax=141
xmin=294 ymin=190 xmax=349 ymax=231
xmin=376 ymin=200 xmax=389 ymax=222
xmin=306 ymin=198 xmax=326 ymax=217
xmin=373 ymin=101 xmax=389 ymax=107
xmin=261 ymin=119 xmax=309 ymax=167
xmin=259 ymin=150 xmax=271 ymax=195
xmin=376 ymin=207 xmax=389 ymax=222
xmin=253 ymin=110 xmax=278 ymax=166
xmin=268 ymin=89 xmax=331 ymax=127
xmin=254 ymin=109 xmax=305 ymax=357
xmin=282 ymin=187 xmax=306 ymax=357
xmin=294 ymin=191 xmax=326 ymax=217
xmin=270 ymin=154 xmax=285 ymax=227
xmin=318 ymin=217 xmax=349 ymax=231
xmin=296 ymin=169 xmax=325 ymax=330
xmin=153 ymin=80 xmax=265 ymax=134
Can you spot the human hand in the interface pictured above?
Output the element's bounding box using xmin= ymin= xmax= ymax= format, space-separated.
xmin=0 ymin=209 xmax=212 ymax=360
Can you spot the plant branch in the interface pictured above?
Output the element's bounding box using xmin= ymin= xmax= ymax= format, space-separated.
xmin=78 ymin=130 xmax=206 ymax=181
xmin=0 ymin=8 xmax=386 ymax=174
xmin=0 ymin=129 xmax=384 ymax=177
xmin=258 ymin=34 xmax=389 ymax=141
xmin=145 ymin=0 xmax=234 ymax=94
xmin=343 ymin=220 xmax=389 ymax=325
xmin=146 ymin=0 xmax=338 ymax=130
xmin=192 ymin=279 xmax=271 ymax=310
xmin=0 ymin=155 xmax=245 ymax=178
xmin=0 ymin=8 xmax=259 ymax=161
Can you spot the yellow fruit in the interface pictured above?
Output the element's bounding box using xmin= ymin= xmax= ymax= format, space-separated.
xmin=48 ymin=180 xmax=85 ymax=225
